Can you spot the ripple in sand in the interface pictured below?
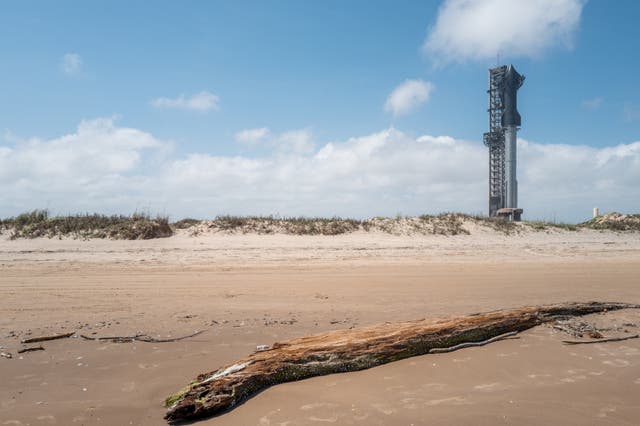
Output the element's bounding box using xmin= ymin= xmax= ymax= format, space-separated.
xmin=308 ymin=415 xmax=339 ymax=423
xmin=370 ymin=402 xmax=396 ymax=415
xmin=602 ymin=359 xmax=630 ymax=367
xmin=300 ymin=402 xmax=338 ymax=411
xmin=425 ymin=396 xmax=469 ymax=406
xmin=474 ymin=382 xmax=501 ymax=391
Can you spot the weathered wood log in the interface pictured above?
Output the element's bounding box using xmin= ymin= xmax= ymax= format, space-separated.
xmin=563 ymin=334 xmax=639 ymax=345
xmin=165 ymin=301 xmax=639 ymax=423
xmin=21 ymin=332 xmax=75 ymax=344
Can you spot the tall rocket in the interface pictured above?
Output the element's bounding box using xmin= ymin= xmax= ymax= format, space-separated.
xmin=500 ymin=65 xmax=525 ymax=209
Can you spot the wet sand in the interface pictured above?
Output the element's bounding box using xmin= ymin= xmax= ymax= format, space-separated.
xmin=1 ymin=230 xmax=639 ymax=425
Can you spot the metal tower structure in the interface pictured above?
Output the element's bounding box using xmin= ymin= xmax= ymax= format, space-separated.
xmin=483 ymin=64 xmax=525 ymax=220
xmin=483 ymin=66 xmax=507 ymax=218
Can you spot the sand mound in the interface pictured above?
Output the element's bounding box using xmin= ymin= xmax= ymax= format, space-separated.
xmin=583 ymin=212 xmax=640 ymax=231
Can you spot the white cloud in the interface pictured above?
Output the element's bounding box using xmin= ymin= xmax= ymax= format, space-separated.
xmin=61 ymin=53 xmax=83 ymax=75
xmin=235 ymin=127 xmax=314 ymax=154
xmin=274 ymin=129 xmax=315 ymax=154
xmin=151 ymin=91 xmax=220 ymax=112
xmin=235 ymin=127 xmax=271 ymax=146
xmin=385 ymin=79 xmax=433 ymax=116
xmin=1 ymin=118 xmax=638 ymax=222
xmin=582 ymin=97 xmax=603 ymax=110
xmin=424 ymin=0 xmax=585 ymax=63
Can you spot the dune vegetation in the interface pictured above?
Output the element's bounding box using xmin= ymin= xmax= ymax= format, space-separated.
xmin=1 ymin=210 xmax=637 ymax=240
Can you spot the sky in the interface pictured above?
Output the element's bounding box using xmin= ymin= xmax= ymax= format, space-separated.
xmin=1 ymin=0 xmax=639 ymax=222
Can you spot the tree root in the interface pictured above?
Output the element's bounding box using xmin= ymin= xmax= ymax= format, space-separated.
xmin=164 ymin=301 xmax=639 ymax=423
xmin=429 ymin=331 xmax=519 ymax=353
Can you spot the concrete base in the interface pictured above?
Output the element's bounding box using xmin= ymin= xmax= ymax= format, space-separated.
xmin=497 ymin=208 xmax=523 ymax=222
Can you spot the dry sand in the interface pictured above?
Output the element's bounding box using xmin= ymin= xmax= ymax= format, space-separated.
xmin=1 ymin=227 xmax=639 ymax=425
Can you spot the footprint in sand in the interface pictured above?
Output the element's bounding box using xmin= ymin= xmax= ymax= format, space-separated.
xmin=425 ymin=396 xmax=468 ymax=406
xmin=121 ymin=381 xmax=135 ymax=392
xmin=36 ymin=415 xmax=55 ymax=424
xmin=474 ymin=382 xmax=501 ymax=391
xmin=602 ymin=359 xmax=630 ymax=367
xmin=401 ymin=397 xmax=419 ymax=410
xmin=597 ymin=406 xmax=617 ymax=418
xmin=308 ymin=415 xmax=339 ymax=423
xmin=2 ymin=421 xmax=24 ymax=425
xmin=300 ymin=402 xmax=338 ymax=411
xmin=634 ymin=378 xmax=640 ymax=384
xmin=137 ymin=363 xmax=158 ymax=369
xmin=370 ymin=402 xmax=396 ymax=415
xmin=258 ymin=409 xmax=281 ymax=425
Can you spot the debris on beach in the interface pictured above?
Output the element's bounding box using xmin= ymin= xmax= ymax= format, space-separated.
xmin=550 ymin=318 xmax=603 ymax=338
xmin=562 ymin=334 xmax=639 ymax=345
xmin=164 ymin=301 xmax=639 ymax=423
xmin=21 ymin=331 xmax=75 ymax=344
xmin=17 ymin=346 xmax=45 ymax=354
xmin=80 ymin=330 xmax=204 ymax=343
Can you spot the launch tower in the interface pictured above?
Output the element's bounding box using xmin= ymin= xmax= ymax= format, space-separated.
xmin=483 ymin=64 xmax=525 ymax=221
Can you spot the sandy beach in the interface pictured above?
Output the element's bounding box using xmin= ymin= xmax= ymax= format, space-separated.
xmin=1 ymin=227 xmax=639 ymax=425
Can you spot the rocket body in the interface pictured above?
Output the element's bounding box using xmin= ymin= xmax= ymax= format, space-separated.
xmin=500 ymin=65 xmax=524 ymax=210
xmin=504 ymin=125 xmax=517 ymax=208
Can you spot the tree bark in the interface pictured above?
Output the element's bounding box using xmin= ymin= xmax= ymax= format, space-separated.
xmin=165 ymin=301 xmax=638 ymax=423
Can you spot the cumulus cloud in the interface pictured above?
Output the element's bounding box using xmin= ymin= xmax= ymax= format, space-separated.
xmin=151 ymin=91 xmax=220 ymax=112
xmin=235 ymin=127 xmax=271 ymax=146
xmin=61 ymin=53 xmax=83 ymax=75
xmin=424 ymin=0 xmax=585 ymax=63
xmin=1 ymin=118 xmax=638 ymax=222
xmin=385 ymin=79 xmax=433 ymax=116
xmin=234 ymin=127 xmax=314 ymax=154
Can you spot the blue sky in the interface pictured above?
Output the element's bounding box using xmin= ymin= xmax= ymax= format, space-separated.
xmin=1 ymin=0 xmax=639 ymax=221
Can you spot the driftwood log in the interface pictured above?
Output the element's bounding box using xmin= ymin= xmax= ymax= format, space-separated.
xmin=165 ymin=301 xmax=639 ymax=423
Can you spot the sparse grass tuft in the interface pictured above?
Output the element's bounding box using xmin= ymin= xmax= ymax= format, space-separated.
xmin=172 ymin=218 xmax=202 ymax=229
xmin=1 ymin=210 xmax=173 ymax=240
xmin=209 ymin=216 xmax=363 ymax=235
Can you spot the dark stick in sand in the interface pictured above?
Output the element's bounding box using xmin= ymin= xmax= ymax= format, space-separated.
xmin=18 ymin=346 xmax=45 ymax=353
xmin=563 ymin=334 xmax=639 ymax=345
xmin=21 ymin=332 xmax=75 ymax=344
xmin=80 ymin=330 xmax=204 ymax=343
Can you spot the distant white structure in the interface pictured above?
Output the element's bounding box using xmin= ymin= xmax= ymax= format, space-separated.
xmin=593 ymin=207 xmax=599 ymax=218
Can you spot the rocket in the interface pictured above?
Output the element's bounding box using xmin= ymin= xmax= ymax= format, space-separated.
xmin=500 ymin=65 xmax=525 ymax=209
